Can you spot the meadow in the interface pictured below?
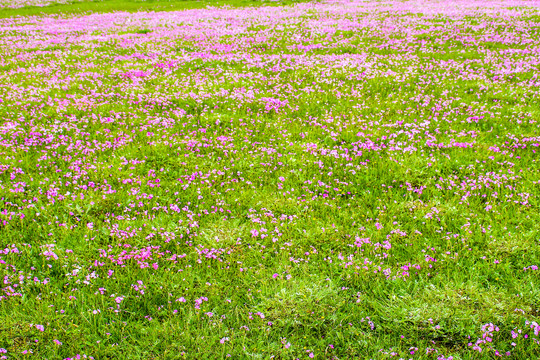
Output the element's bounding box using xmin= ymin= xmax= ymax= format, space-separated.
xmin=1 ymin=0 xmax=540 ymax=358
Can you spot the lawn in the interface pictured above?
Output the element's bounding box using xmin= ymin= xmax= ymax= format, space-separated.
xmin=0 ymin=0 xmax=540 ymax=359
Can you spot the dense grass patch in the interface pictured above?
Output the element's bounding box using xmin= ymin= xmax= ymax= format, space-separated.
xmin=1 ymin=0 xmax=540 ymax=359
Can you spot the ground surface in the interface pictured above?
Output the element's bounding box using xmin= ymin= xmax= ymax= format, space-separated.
xmin=1 ymin=0 xmax=540 ymax=359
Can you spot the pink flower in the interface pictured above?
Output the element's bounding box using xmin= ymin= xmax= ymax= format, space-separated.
xmin=42 ymin=251 xmax=58 ymax=260
xmin=35 ymin=324 xmax=44 ymax=332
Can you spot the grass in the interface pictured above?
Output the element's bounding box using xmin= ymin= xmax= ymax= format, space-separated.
xmin=0 ymin=0 xmax=540 ymax=359
xmin=0 ymin=0 xmax=307 ymax=19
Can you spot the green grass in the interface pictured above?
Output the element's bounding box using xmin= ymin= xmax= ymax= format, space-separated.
xmin=0 ymin=0 xmax=308 ymax=19
xmin=1 ymin=0 xmax=540 ymax=359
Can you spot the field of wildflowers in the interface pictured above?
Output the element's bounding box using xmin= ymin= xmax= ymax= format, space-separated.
xmin=1 ymin=0 xmax=540 ymax=358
